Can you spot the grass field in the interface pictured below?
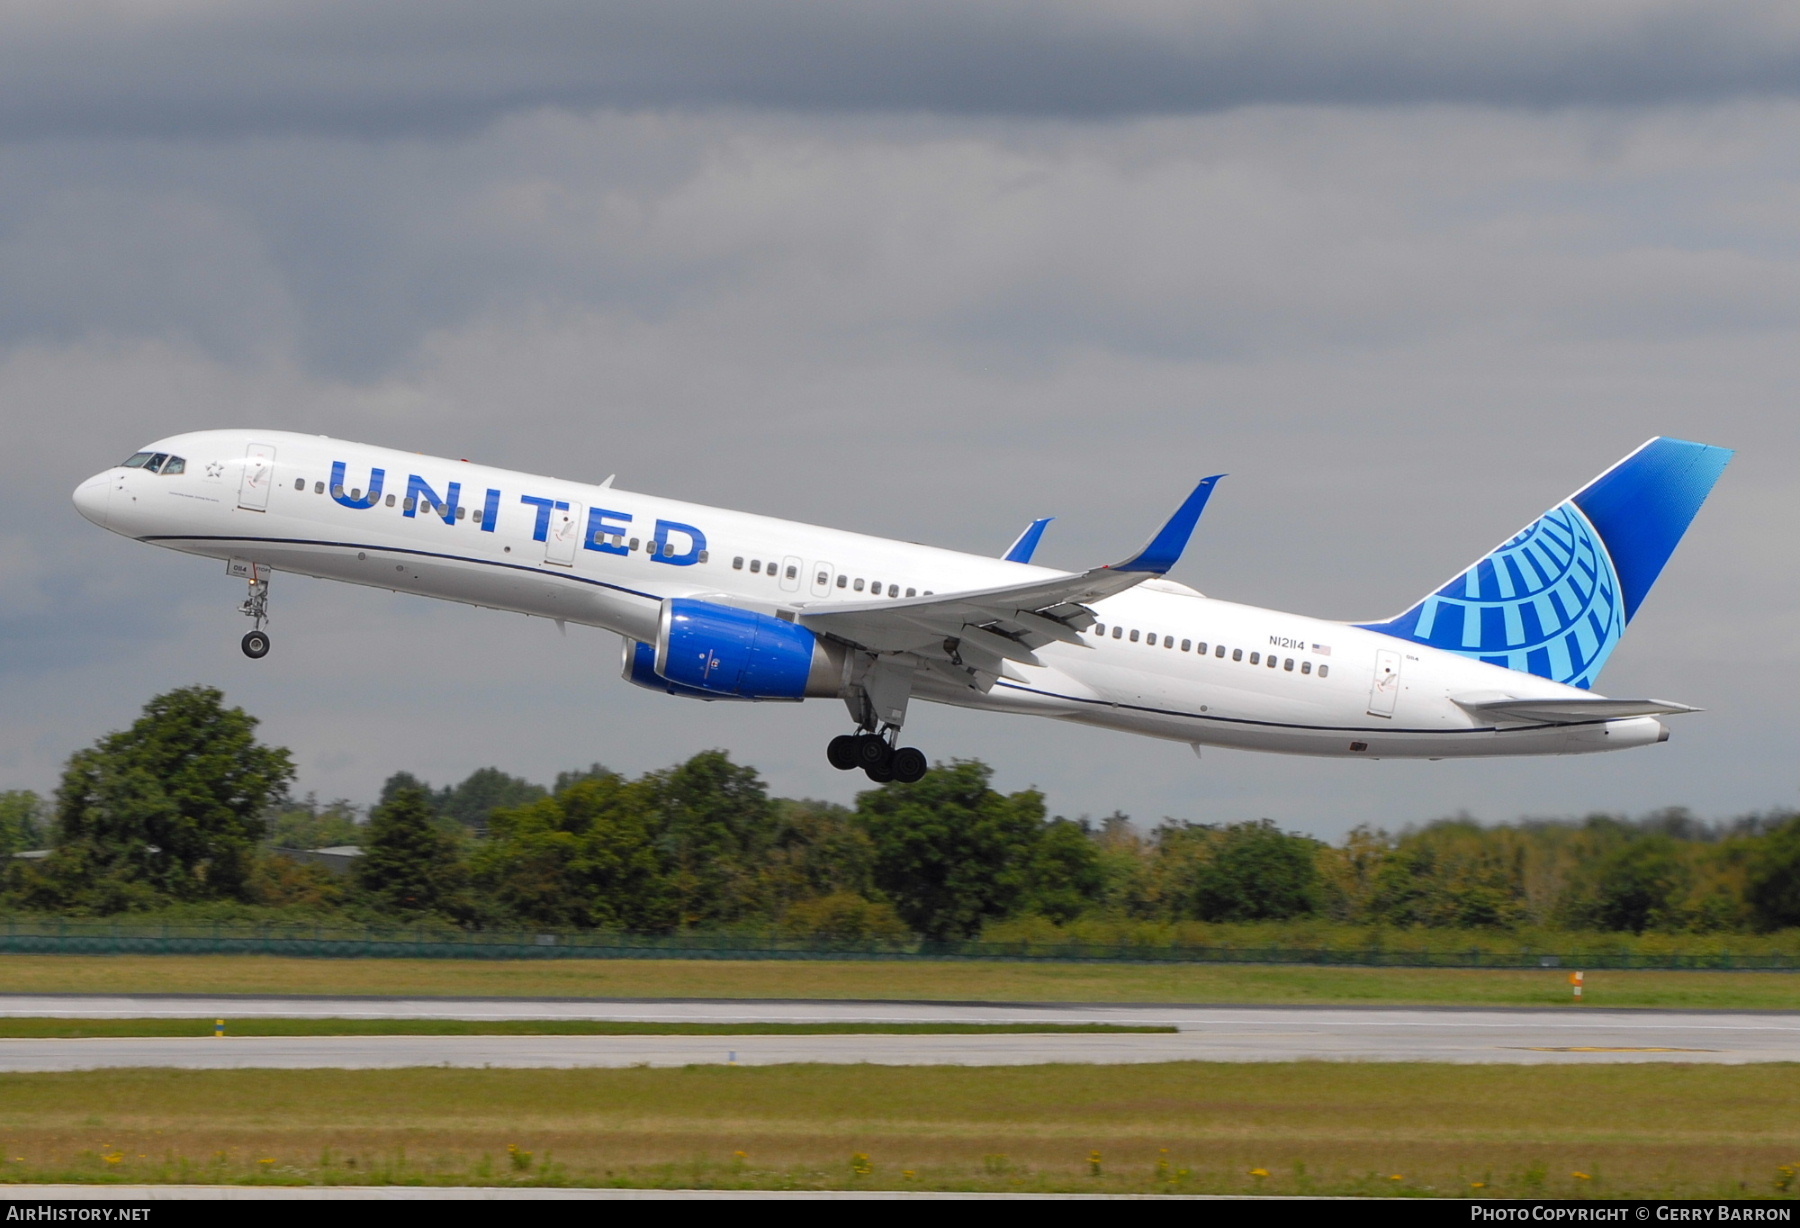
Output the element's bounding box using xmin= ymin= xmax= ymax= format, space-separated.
xmin=0 ymin=1019 xmax=1168 ymax=1038
xmin=0 ymin=954 xmax=1796 ymax=1009
xmin=0 ymin=1063 xmax=1794 ymax=1196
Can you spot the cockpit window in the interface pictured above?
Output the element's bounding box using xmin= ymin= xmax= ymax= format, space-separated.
xmin=144 ymin=453 xmax=169 ymax=473
xmin=122 ymin=452 xmax=154 ymax=468
xmin=161 ymin=456 xmax=185 ymax=475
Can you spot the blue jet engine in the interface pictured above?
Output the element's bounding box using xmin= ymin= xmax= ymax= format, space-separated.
xmin=621 ymin=598 xmax=842 ymax=701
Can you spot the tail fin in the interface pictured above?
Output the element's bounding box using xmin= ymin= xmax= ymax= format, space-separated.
xmin=1357 ymin=437 xmax=1732 ymax=689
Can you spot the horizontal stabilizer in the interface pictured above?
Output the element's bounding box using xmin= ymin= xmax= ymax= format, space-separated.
xmin=1452 ymin=693 xmax=1700 ymax=724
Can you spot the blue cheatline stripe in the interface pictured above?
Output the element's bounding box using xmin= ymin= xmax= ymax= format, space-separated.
xmin=988 ymin=681 xmax=1577 ymax=738
xmin=138 ymin=534 xmax=662 ymax=603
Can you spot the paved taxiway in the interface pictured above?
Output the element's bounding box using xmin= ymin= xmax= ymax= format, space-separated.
xmin=0 ymin=995 xmax=1796 ymax=1066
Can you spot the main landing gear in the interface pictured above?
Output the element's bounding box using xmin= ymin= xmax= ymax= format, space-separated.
xmin=238 ymin=567 xmax=271 ymax=659
xmin=828 ymin=731 xmax=927 ymax=784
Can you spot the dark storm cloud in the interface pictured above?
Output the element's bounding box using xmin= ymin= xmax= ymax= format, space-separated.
xmin=5 ymin=1 xmax=1800 ymax=137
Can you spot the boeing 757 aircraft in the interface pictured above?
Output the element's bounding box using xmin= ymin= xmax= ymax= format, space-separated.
xmin=73 ymin=433 xmax=1729 ymax=782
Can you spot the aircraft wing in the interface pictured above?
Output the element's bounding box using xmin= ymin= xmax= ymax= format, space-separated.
xmin=798 ymin=476 xmax=1222 ymax=675
xmin=1452 ymin=694 xmax=1701 ymax=724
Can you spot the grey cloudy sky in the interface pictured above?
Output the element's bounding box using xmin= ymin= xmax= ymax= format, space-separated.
xmin=0 ymin=2 xmax=1794 ymax=836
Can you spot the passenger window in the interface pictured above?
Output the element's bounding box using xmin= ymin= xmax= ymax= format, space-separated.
xmin=1319 ymin=664 xmax=1330 ymax=678
xmin=314 ymin=481 xmax=324 ymax=494
xmin=786 ymin=565 xmax=798 ymax=580
xmin=906 ymin=587 xmax=916 ymax=598
xmin=1301 ymin=661 xmax=1312 ymax=674
xmin=474 ymin=509 xmax=484 ymax=524
xmin=888 ymin=584 xmax=898 ymax=596
xmin=1197 ymin=642 xmax=1207 ymax=655
xmin=816 ymin=572 xmax=828 ymax=586
xmin=1248 ymin=652 xmax=1259 ymax=664
xmin=1267 ymin=655 xmax=1277 ymax=668
xmin=1112 ymin=626 xmax=1122 ymax=639
xmin=836 ymin=574 xmax=848 ymax=588
xmin=871 ymin=581 xmax=882 ymax=594
xmin=698 ymin=551 xmax=709 ymax=563
xmin=332 ymin=485 xmax=345 ymax=498
xmin=1284 ymin=658 xmax=1294 ymax=671
xmin=1232 ymin=648 xmax=1242 ymax=662
xmin=122 ymin=452 xmax=154 ymax=468
xmin=1166 ymin=637 xmax=1175 ymax=649
xmin=1181 ymin=639 xmax=1191 ymax=652
xmin=294 ymin=478 xmax=305 ymax=491
xmin=1094 ymin=623 xmax=1105 ymax=636
xmin=751 ymin=559 xmax=761 ymax=573
xmin=403 ymin=497 xmax=416 ymax=512
xmin=1145 ymin=633 xmax=1156 ymax=646
xmin=456 ymin=506 xmax=465 ymax=520
xmin=854 ymin=578 xmax=865 ymax=592
xmin=629 ymin=537 xmax=640 ymax=551
xmin=1129 ymin=630 xmax=1140 ymax=642
xmin=351 ymin=488 xmax=362 ymax=500
xmin=733 ymin=557 xmax=744 ymax=570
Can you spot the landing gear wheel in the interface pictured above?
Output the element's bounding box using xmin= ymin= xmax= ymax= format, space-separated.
xmin=890 ymin=747 xmax=927 ymax=784
xmin=241 ymin=630 xmax=270 ymax=659
xmin=826 ymin=735 xmax=861 ymax=771
xmin=853 ymin=734 xmax=892 ymax=772
xmin=863 ymin=760 xmax=895 ymax=783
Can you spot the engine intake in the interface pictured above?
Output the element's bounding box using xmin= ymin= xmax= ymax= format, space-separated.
xmin=621 ymin=598 xmax=842 ymax=701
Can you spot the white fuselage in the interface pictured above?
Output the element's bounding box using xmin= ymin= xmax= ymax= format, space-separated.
xmin=74 ymin=430 xmax=1669 ymax=759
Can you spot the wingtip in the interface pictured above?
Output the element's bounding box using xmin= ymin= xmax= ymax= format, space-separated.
xmin=1110 ymin=474 xmax=1226 ymax=574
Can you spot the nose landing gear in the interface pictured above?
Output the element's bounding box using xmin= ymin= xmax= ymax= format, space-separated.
xmin=827 ymin=729 xmax=928 ymax=784
xmin=236 ymin=565 xmax=271 ymax=659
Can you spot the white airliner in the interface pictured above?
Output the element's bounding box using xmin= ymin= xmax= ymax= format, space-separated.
xmin=73 ymin=431 xmax=1730 ymax=782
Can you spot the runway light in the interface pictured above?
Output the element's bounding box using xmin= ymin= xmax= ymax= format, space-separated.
xmin=1570 ymin=971 xmax=1584 ymax=1002
xmin=214 ymin=1019 xmax=225 ymax=1037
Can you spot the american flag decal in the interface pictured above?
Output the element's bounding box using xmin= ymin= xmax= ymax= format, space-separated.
xmin=1312 ymin=644 xmax=1332 ymax=656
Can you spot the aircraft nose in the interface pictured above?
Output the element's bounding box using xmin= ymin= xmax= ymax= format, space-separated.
xmin=72 ymin=473 xmax=111 ymax=528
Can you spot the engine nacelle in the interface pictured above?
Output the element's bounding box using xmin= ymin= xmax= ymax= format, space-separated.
xmin=620 ymin=599 xmax=842 ymax=701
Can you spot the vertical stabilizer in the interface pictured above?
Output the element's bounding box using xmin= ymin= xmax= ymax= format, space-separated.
xmin=1357 ymin=437 xmax=1731 ymax=689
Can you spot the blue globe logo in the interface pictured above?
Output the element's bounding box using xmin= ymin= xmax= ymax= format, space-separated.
xmin=1364 ymin=502 xmax=1625 ymax=688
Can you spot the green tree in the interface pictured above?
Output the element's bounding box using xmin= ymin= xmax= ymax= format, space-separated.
xmin=0 ymin=790 xmax=46 ymax=855
xmin=1184 ymin=820 xmax=1321 ymax=922
xmin=436 ymin=767 xmax=547 ymax=833
xmin=40 ymin=686 xmax=294 ymax=908
xmin=356 ymin=784 xmax=467 ymax=917
xmin=1021 ymin=818 xmax=1104 ymax=923
xmin=470 ymin=773 xmax=673 ymax=930
xmin=652 ymin=750 xmax=780 ymax=926
xmin=1580 ymin=836 xmax=1691 ymax=933
xmin=265 ymin=794 xmax=362 ymax=849
xmin=856 ymin=760 xmax=1046 ymax=940
xmin=1747 ymin=816 xmax=1800 ymax=931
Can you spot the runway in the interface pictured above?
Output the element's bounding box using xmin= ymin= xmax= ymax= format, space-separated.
xmin=0 ymin=994 xmax=1797 ymax=1067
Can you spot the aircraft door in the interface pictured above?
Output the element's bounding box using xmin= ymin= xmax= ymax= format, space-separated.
xmin=811 ymin=561 xmax=835 ymax=597
xmin=544 ymin=502 xmax=581 ymax=566
xmin=780 ymin=555 xmax=803 ymax=593
xmin=1367 ymin=649 xmax=1402 ymax=718
xmin=237 ymin=443 xmax=276 ymax=512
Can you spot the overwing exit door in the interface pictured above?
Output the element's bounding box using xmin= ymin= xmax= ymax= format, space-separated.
xmin=1367 ymin=649 xmax=1402 ymax=718
xmin=238 ymin=443 xmax=276 ymax=511
xmin=544 ymin=502 xmax=581 ymax=566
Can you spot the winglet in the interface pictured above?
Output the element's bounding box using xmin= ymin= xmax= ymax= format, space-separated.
xmin=1002 ymin=517 xmax=1054 ymax=564
xmin=1109 ymin=476 xmax=1224 ymax=574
